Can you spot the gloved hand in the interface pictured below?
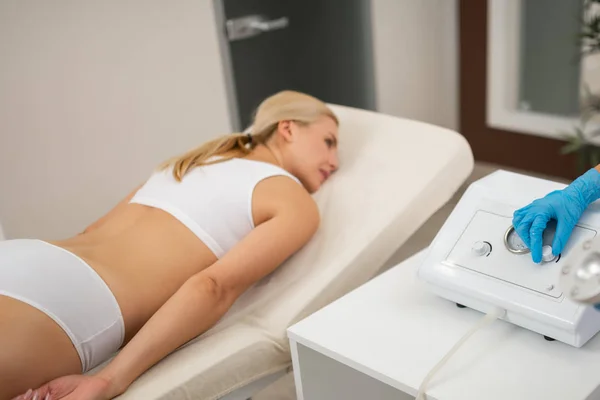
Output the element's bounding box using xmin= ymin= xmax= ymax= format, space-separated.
xmin=512 ymin=168 xmax=600 ymax=263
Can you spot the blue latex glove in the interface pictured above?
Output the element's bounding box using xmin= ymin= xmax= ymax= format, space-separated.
xmin=512 ymin=168 xmax=600 ymax=263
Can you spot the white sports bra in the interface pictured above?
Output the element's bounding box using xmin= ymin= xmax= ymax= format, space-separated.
xmin=130 ymin=157 xmax=301 ymax=258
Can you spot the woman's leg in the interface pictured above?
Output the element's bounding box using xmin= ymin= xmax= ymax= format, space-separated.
xmin=0 ymin=295 xmax=82 ymax=400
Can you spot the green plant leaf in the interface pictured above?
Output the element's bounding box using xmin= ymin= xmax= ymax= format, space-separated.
xmin=588 ymin=127 xmax=600 ymax=138
xmin=568 ymin=2 xmax=600 ymax=174
xmin=580 ymin=11 xmax=600 ymax=56
xmin=561 ymin=141 xmax=582 ymax=155
xmin=582 ymin=87 xmax=600 ymax=119
xmin=558 ymin=130 xmax=575 ymax=141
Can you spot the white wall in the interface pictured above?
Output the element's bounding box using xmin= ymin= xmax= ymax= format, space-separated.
xmin=0 ymin=0 xmax=231 ymax=239
xmin=0 ymin=0 xmax=458 ymax=240
xmin=371 ymin=0 xmax=458 ymax=131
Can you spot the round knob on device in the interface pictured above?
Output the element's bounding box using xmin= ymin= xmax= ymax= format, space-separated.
xmin=472 ymin=241 xmax=491 ymax=256
xmin=542 ymin=245 xmax=557 ymax=263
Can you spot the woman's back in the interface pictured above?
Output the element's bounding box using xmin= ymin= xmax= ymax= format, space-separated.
xmin=50 ymin=157 xmax=302 ymax=341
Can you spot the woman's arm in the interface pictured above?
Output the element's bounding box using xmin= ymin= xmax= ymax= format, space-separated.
xmin=95 ymin=180 xmax=319 ymax=398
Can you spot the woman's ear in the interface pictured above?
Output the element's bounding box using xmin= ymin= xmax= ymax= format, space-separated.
xmin=277 ymin=120 xmax=294 ymax=142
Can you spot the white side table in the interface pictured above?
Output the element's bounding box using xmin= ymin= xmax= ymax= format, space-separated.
xmin=287 ymin=249 xmax=600 ymax=400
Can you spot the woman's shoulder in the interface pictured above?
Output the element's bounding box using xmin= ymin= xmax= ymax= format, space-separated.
xmin=252 ymin=175 xmax=319 ymax=226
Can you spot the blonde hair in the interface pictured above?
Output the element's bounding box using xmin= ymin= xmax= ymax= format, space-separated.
xmin=160 ymin=90 xmax=338 ymax=181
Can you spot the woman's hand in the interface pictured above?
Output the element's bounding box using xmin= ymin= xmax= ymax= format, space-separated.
xmin=12 ymin=375 xmax=113 ymax=400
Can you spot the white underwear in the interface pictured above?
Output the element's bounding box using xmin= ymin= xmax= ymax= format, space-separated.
xmin=0 ymin=239 xmax=124 ymax=372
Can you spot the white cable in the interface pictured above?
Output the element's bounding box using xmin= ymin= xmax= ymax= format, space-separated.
xmin=415 ymin=307 xmax=506 ymax=400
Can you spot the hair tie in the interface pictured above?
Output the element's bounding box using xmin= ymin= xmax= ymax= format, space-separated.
xmin=246 ymin=133 xmax=253 ymax=144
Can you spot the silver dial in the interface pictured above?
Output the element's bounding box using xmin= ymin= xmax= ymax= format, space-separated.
xmin=504 ymin=225 xmax=530 ymax=254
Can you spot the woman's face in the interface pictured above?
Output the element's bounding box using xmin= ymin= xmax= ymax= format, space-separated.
xmin=278 ymin=116 xmax=339 ymax=193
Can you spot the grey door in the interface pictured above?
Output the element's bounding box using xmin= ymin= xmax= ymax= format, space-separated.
xmin=215 ymin=0 xmax=376 ymax=130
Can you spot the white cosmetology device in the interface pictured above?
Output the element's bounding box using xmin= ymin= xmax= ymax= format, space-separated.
xmin=418 ymin=170 xmax=600 ymax=347
xmin=560 ymin=232 xmax=600 ymax=308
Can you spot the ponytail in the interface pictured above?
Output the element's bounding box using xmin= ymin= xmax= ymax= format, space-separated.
xmin=159 ymin=132 xmax=253 ymax=182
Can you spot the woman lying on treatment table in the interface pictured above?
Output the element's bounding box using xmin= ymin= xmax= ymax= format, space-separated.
xmin=3 ymin=90 xmax=339 ymax=400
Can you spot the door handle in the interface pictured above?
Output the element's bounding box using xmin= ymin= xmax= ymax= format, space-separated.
xmin=226 ymin=14 xmax=289 ymax=42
